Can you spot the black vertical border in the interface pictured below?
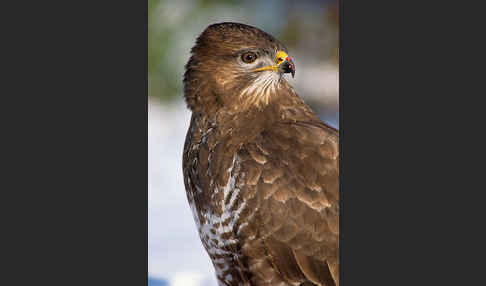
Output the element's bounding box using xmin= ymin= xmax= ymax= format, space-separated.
xmin=340 ymin=1 xmax=479 ymax=285
xmin=3 ymin=1 xmax=149 ymax=285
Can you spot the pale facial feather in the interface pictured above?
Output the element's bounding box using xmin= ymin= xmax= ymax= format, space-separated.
xmin=235 ymin=50 xmax=283 ymax=109
xmin=239 ymin=71 xmax=280 ymax=108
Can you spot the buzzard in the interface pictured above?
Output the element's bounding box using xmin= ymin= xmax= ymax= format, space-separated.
xmin=182 ymin=22 xmax=339 ymax=286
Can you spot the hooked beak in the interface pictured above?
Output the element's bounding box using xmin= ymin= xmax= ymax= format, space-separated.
xmin=253 ymin=50 xmax=295 ymax=78
xmin=279 ymin=57 xmax=295 ymax=78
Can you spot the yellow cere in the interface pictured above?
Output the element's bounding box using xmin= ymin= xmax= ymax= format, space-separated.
xmin=275 ymin=50 xmax=289 ymax=65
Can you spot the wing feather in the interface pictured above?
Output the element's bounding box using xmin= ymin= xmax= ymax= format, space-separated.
xmin=239 ymin=120 xmax=339 ymax=286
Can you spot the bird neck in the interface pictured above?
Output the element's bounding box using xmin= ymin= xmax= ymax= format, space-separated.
xmin=192 ymin=84 xmax=319 ymax=142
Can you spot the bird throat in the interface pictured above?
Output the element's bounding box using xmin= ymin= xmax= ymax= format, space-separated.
xmin=239 ymin=72 xmax=281 ymax=109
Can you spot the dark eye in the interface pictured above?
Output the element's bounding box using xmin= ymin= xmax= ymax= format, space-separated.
xmin=241 ymin=52 xmax=257 ymax=63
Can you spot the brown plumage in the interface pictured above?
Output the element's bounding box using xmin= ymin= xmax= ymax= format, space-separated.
xmin=182 ymin=22 xmax=339 ymax=286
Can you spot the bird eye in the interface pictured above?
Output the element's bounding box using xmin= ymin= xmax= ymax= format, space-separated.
xmin=241 ymin=52 xmax=257 ymax=64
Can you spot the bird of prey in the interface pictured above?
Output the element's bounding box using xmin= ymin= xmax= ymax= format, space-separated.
xmin=182 ymin=22 xmax=339 ymax=286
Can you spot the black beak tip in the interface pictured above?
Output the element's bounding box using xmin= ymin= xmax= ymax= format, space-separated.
xmin=282 ymin=61 xmax=296 ymax=78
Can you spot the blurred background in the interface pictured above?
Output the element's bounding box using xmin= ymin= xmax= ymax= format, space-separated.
xmin=148 ymin=0 xmax=339 ymax=285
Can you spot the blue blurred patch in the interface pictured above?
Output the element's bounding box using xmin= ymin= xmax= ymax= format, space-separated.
xmin=148 ymin=277 xmax=169 ymax=286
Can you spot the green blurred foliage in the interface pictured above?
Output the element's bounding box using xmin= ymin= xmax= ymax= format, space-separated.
xmin=149 ymin=0 xmax=177 ymax=102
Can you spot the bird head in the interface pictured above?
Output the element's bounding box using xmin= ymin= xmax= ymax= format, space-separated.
xmin=183 ymin=22 xmax=296 ymax=114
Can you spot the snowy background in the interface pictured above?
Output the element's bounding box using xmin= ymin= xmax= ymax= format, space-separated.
xmin=149 ymin=1 xmax=339 ymax=285
xmin=148 ymin=99 xmax=218 ymax=286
